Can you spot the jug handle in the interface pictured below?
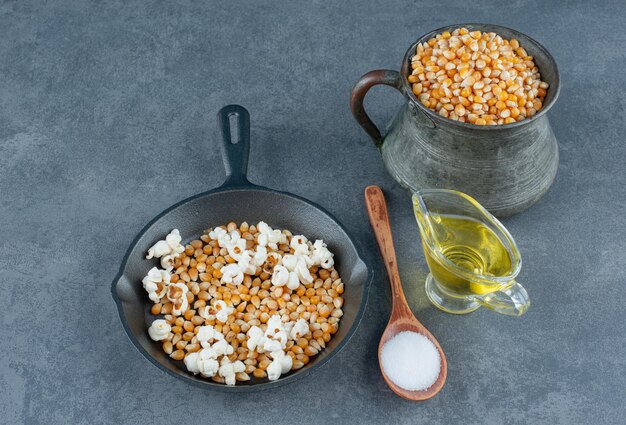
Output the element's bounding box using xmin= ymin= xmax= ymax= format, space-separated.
xmin=474 ymin=280 xmax=531 ymax=317
xmin=350 ymin=70 xmax=404 ymax=148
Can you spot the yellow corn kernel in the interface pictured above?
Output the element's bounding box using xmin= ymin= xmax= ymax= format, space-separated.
xmin=507 ymin=84 xmax=520 ymax=93
xmin=443 ymin=50 xmax=456 ymax=60
xmin=412 ymin=65 xmax=424 ymax=75
xmin=458 ymin=67 xmax=471 ymax=79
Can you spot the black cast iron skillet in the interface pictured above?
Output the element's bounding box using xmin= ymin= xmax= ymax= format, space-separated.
xmin=112 ymin=105 xmax=372 ymax=391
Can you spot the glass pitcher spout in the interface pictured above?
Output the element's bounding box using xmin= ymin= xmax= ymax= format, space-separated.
xmin=413 ymin=189 xmax=530 ymax=316
xmin=473 ymin=280 xmax=530 ymax=316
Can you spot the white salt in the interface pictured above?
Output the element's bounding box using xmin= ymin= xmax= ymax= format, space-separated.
xmin=380 ymin=331 xmax=441 ymax=391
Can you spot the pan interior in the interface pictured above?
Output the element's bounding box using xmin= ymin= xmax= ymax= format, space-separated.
xmin=114 ymin=188 xmax=369 ymax=389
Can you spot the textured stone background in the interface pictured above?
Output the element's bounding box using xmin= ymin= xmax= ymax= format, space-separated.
xmin=1 ymin=1 xmax=625 ymax=424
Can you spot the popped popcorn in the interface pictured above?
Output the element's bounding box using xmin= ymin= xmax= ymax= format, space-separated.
xmin=214 ymin=300 xmax=234 ymax=323
xmin=312 ymin=239 xmax=335 ymax=269
xmin=166 ymin=282 xmax=189 ymax=316
xmin=237 ymin=250 xmax=257 ymax=275
xmin=217 ymin=230 xmax=241 ymax=249
xmin=146 ymin=229 xmax=184 ymax=270
xmin=290 ymin=318 xmax=309 ymax=340
xmin=257 ymin=221 xmax=287 ymax=250
xmin=148 ymin=319 xmax=171 ymax=341
xmin=218 ymin=357 xmax=246 ymax=386
xmin=265 ymin=316 xmax=287 ymax=344
xmin=281 ymin=254 xmax=298 ymax=271
xmin=266 ymin=350 xmax=293 ymax=381
xmin=142 ymin=221 xmax=345 ymax=385
xmin=212 ymin=339 xmax=234 ymax=356
xmin=271 ymin=264 xmax=290 ymax=287
xmin=184 ymin=351 xmax=201 ymax=374
xmin=142 ymin=267 xmax=170 ymax=302
xmin=281 ymin=254 xmax=313 ymax=286
xmin=208 ymin=226 xmax=227 ymax=242
xmin=294 ymin=257 xmax=314 ymax=285
xmin=290 ymin=235 xmax=310 ymax=256
xmin=196 ymin=325 xmax=216 ymax=348
xmin=196 ymin=348 xmax=220 ymax=377
xmin=251 ymin=245 xmax=268 ymax=266
xmin=246 ymin=326 xmax=265 ymax=352
xmin=226 ymin=238 xmax=247 ymax=261
xmin=221 ymin=263 xmax=244 ymax=285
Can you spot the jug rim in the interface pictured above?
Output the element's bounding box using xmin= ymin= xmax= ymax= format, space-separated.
xmin=413 ymin=188 xmax=522 ymax=284
xmin=400 ymin=23 xmax=561 ymax=131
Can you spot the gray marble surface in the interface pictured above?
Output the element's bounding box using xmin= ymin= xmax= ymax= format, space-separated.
xmin=2 ymin=1 xmax=625 ymax=424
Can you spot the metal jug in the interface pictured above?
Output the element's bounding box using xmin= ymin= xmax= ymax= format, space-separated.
xmin=350 ymin=24 xmax=560 ymax=217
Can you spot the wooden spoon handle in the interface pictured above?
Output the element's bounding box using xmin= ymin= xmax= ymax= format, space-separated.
xmin=365 ymin=186 xmax=412 ymax=318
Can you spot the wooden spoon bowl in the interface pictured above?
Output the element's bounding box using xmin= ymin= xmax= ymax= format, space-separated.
xmin=365 ymin=185 xmax=447 ymax=401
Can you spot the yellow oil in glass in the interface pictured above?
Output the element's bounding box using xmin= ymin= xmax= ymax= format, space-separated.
xmin=421 ymin=214 xmax=513 ymax=296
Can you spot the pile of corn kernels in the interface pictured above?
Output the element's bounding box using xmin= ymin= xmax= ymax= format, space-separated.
xmin=141 ymin=222 xmax=344 ymax=385
xmin=409 ymin=27 xmax=549 ymax=125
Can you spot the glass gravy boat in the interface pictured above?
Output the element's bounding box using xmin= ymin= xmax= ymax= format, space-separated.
xmin=413 ymin=189 xmax=530 ymax=316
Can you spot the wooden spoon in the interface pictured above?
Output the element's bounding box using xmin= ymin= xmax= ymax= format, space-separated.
xmin=365 ymin=185 xmax=447 ymax=401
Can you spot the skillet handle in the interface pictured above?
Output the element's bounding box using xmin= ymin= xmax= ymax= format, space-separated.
xmin=218 ymin=104 xmax=252 ymax=187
